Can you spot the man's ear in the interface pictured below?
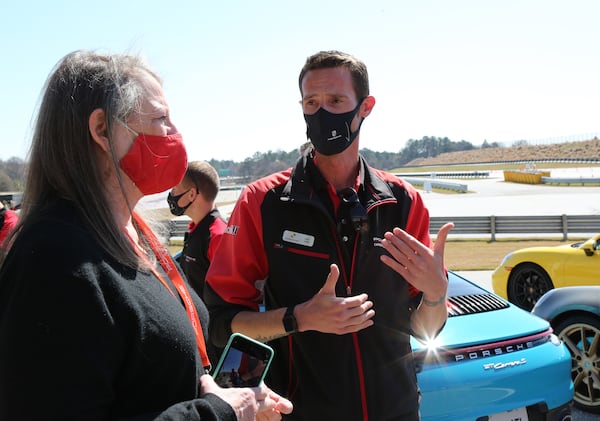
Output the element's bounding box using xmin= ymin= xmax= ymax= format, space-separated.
xmin=190 ymin=187 xmax=201 ymax=203
xmin=360 ymin=96 xmax=376 ymax=118
xmin=89 ymin=108 xmax=110 ymax=153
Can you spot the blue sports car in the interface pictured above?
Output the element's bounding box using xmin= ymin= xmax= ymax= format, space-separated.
xmin=532 ymin=286 xmax=600 ymax=414
xmin=414 ymin=271 xmax=573 ymax=420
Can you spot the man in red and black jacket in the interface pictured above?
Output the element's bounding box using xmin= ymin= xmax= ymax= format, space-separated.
xmin=167 ymin=161 xmax=227 ymax=299
xmin=205 ymin=50 xmax=453 ymax=421
xmin=167 ymin=161 xmax=227 ymax=364
xmin=0 ymin=201 xmax=18 ymax=249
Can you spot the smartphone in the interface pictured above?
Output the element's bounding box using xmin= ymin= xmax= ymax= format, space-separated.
xmin=211 ymin=333 xmax=274 ymax=388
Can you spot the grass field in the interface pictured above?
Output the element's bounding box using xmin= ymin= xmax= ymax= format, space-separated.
xmin=398 ymin=139 xmax=600 ymax=168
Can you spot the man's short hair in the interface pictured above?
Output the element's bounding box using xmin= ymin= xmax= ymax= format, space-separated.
xmin=185 ymin=161 xmax=220 ymax=202
xmin=298 ymin=50 xmax=370 ymax=100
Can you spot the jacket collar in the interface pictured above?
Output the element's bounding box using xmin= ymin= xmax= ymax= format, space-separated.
xmin=281 ymin=154 xmax=397 ymax=208
xmin=188 ymin=208 xmax=221 ymax=233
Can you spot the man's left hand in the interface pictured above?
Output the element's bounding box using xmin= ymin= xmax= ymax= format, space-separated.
xmin=379 ymin=223 xmax=454 ymax=301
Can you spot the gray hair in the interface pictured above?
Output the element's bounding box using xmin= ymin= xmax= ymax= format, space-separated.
xmin=5 ymin=50 xmax=161 ymax=266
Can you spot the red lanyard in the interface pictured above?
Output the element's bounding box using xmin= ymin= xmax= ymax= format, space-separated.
xmin=131 ymin=212 xmax=211 ymax=369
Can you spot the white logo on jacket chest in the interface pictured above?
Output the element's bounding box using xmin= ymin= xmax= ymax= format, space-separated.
xmin=282 ymin=230 xmax=315 ymax=247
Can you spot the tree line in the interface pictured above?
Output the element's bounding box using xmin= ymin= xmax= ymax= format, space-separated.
xmin=1 ymin=136 xmax=500 ymax=191
xmin=0 ymin=157 xmax=26 ymax=192
xmin=208 ymin=136 xmax=500 ymax=183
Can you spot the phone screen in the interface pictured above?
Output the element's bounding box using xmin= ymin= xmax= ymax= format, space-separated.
xmin=212 ymin=333 xmax=273 ymax=388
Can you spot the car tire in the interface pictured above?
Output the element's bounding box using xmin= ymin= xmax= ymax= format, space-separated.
xmin=507 ymin=263 xmax=553 ymax=311
xmin=554 ymin=314 xmax=600 ymax=414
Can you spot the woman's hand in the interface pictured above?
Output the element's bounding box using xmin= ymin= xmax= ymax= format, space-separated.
xmin=199 ymin=375 xmax=293 ymax=421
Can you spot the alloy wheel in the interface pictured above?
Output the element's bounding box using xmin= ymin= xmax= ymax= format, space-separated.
xmin=556 ymin=315 xmax=600 ymax=413
xmin=507 ymin=263 xmax=553 ymax=311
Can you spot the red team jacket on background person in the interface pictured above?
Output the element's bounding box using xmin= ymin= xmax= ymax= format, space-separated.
xmin=178 ymin=208 xmax=227 ymax=297
xmin=205 ymin=154 xmax=433 ymax=420
xmin=0 ymin=206 xmax=18 ymax=247
xmin=179 ymin=207 xmax=227 ymax=364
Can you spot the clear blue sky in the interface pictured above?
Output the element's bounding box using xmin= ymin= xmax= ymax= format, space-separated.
xmin=2 ymin=0 xmax=599 ymax=163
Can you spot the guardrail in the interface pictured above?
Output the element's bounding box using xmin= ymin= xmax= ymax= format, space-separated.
xmin=502 ymin=171 xmax=600 ymax=186
xmin=541 ymin=176 xmax=600 ymax=186
xmin=169 ymin=218 xmax=191 ymax=239
xmin=395 ymin=171 xmax=490 ymax=179
xmin=169 ymin=214 xmax=600 ymax=242
xmin=401 ymin=178 xmax=468 ymax=193
xmin=430 ymin=214 xmax=600 ymax=241
xmin=220 ymin=185 xmax=245 ymax=191
xmin=395 ymin=171 xmax=492 ymax=192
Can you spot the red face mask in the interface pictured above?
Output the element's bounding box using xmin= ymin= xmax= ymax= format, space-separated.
xmin=118 ymin=125 xmax=188 ymax=195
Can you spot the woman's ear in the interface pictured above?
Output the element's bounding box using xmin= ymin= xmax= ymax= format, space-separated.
xmin=89 ymin=109 xmax=110 ymax=152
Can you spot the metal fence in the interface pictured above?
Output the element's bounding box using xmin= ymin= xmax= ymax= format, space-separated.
xmin=430 ymin=214 xmax=600 ymax=241
xmin=170 ymin=214 xmax=600 ymax=242
xmin=401 ymin=178 xmax=468 ymax=193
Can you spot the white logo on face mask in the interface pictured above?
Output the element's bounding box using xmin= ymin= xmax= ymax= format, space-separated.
xmin=327 ymin=130 xmax=342 ymax=141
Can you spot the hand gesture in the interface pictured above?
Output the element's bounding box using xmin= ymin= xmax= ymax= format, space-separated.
xmin=379 ymin=223 xmax=454 ymax=300
xmin=295 ymin=264 xmax=375 ymax=334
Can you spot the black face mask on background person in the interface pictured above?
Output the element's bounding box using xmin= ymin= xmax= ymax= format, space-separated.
xmin=167 ymin=189 xmax=192 ymax=216
xmin=304 ymin=99 xmax=365 ymax=156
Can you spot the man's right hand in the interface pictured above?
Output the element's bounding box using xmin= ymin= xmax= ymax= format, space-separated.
xmin=295 ymin=264 xmax=375 ymax=334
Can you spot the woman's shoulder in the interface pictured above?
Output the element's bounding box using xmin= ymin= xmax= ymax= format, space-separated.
xmin=0 ymin=201 xmax=118 ymax=306
xmin=13 ymin=201 xmax=101 ymax=262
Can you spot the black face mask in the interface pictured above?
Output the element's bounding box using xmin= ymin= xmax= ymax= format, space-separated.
xmin=167 ymin=189 xmax=192 ymax=216
xmin=304 ymin=99 xmax=365 ymax=156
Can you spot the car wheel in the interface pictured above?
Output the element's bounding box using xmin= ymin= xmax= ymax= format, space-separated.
xmin=555 ymin=314 xmax=600 ymax=414
xmin=507 ymin=263 xmax=553 ymax=311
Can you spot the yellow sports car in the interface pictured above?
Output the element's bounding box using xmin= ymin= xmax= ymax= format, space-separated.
xmin=492 ymin=234 xmax=600 ymax=311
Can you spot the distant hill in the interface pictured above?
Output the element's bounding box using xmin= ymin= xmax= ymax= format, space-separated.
xmin=406 ymin=139 xmax=600 ymax=166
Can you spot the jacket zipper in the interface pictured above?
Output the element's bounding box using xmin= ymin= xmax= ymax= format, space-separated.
xmin=291 ymin=196 xmax=372 ymax=419
xmin=330 ymin=222 xmax=369 ymax=420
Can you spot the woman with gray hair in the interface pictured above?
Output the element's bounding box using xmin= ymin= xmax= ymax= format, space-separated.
xmin=0 ymin=50 xmax=292 ymax=421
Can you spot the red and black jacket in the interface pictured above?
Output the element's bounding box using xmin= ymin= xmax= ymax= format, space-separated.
xmin=205 ymin=155 xmax=432 ymax=421
xmin=179 ymin=208 xmax=226 ymax=298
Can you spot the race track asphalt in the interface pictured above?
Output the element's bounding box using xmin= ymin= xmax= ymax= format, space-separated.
xmin=418 ymin=168 xmax=600 ymax=217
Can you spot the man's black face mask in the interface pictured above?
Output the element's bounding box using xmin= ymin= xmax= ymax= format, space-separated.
xmin=304 ymin=99 xmax=365 ymax=156
xmin=167 ymin=189 xmax=192 ymax=216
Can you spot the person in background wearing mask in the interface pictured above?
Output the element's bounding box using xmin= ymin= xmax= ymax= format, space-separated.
xmin=0 ymin=50 xmax=292 ymax=421
xmin=168 ymin=161 xmax=227 ymax=299
xmin=205 ymin=50 xmax=453 ymax=420
xmin=0 ymin=201 xmax=18 ymax=249
xmin=168 ymin=161 xmax=227 ymax=364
